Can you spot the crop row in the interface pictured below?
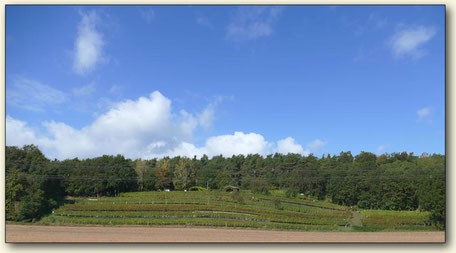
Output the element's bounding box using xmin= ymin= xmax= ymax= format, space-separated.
xmin=56 ymin=208 xmax=346 ymax=221
xmin=361 ymin=210 xmax=430 ymax=225
xmin=106 ymin=191 xmax=348 ymax=211
xmin=43 ymin=216 xmax=347 ymax=231
xmin=362 ymin=215 xmax=430 ymax=226
xmin=361 ymin=209 xmax=430 ymax=218
xmin=53 ymin=209 xmax=348 ymax=226
xmin=60 ymin=202 xmax=348 ymax=221
xmin=72 ymin=198 xmax=345 ymax=218
xmin=54 ymin=210 xmax=258 ymax=219
xmin=52 ymin=213 xmax=345 ymax=226
xmin=258 ymin=198 xmax=346 ymax=212
xmin=358 ymin=209 xmax=434 ymax=231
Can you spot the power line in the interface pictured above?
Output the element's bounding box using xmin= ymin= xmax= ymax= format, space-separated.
xmin=6 ymin=172 xmax=445 ymax=182
xmin=5 ymin=161 xmax=445 ymax=174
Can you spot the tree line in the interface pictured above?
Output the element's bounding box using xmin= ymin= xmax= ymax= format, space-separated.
xmin=5 ymin=145 xmax=445 ymax=229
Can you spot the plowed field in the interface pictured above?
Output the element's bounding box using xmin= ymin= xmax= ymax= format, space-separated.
xmin=6 ymin=225 xmax=445 ymax=243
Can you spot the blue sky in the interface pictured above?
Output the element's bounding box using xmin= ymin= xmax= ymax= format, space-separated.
xmin=5 ymin=5 xmax=445 ymax=160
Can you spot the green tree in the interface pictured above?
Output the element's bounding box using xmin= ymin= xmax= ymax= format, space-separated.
xmin=250 ymin=178 xmax=270 ymax=195
xmin=135 ymin=159 xmax=147 ymax=191
xmin=155 ymin=159 xmax=172 ymax=190
xmin=5 ymin=145 xmax=65 ymax=221
xmin=5 ymin=168 xmax=25 ymax=220
xmin=173 ymin=157 xmax=191 ymax=190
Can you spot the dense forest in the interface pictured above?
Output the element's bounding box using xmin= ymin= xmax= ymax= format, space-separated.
xmin=5 ymin=145 xmax=445 ymax=229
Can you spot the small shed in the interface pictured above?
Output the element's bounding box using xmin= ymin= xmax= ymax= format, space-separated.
xmin=223 ymin=185 xmax=240 ymax=192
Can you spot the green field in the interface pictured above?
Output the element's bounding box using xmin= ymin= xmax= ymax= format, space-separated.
xmin=39 ymin=190 xmax=437 ymax=232
xmin=356 ymin=209 xmax=435 ymax=231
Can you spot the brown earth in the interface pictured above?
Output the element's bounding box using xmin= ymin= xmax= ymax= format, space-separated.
xmin=5 ymin=225 xmax=445 ymax=243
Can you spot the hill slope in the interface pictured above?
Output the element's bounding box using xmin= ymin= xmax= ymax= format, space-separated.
xmin=40 ymin=191 xmax=436 ymax=232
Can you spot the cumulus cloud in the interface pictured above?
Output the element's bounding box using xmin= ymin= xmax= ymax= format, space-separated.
xmin=276 ymin=138 xmax=327 ymax=156
xmin=165 ymin=131 xmax=271 ymax=158
xmin=205 ymin=132 xmax=271 ymax=157
xmin=6 ymin=116 xmax=42 ymax=147
xmin=226 ymin=6 xmax=282 ymax=41
xmin=417 ymin=107 xmax=431 ymax=121
xmin=7 ymin=92 xmax=263 ymax=160
xmin=197 ymin=96 xmax=224 ymax=131
xmin=198 ymin=106 xmax=216 ymax=131
xmin=166 ymin=142 xmax=206 ymax=159
xmin=306 ymin=139 xmax=327 ymax=152
xmin=6 ymin=77 xmax=66 ymax=111
xmin=7 ymin=91 xmax=324 ymax=160
xmin=167 ymin=135 xmax=328 ymax=159
xmin=277 ymin=137 xmax=305 ymax=155
xmin=390 ymin=25 xmax=436 ymax=58
xmin=6 ymin=92 xmax=196 ymax=159
xmin=73 ymin=11 xmax=105 ymax=75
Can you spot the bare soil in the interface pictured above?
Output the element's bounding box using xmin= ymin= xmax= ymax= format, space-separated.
xmin=5 ymin=225 xmax=445 ymax=243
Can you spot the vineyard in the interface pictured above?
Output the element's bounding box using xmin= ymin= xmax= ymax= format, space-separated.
xmin=358 ymin=209 xmax=435 ymax=231
xmin=39 ymin=190 xmax=438 ymax=232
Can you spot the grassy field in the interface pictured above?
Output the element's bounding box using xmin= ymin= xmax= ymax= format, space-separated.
xmin=39 ymin=190 xmax=438 ymax=232
xmin=356 ymin=209 xmax=435 ymax=231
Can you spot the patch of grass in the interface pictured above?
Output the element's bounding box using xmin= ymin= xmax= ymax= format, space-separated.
xmin=271 ymin=197 xmax=283 ymax=210
xmin=360 ymin=209 xmax=435 ymax=231
xmin=231 ymin=191 xmax=245 ymax=204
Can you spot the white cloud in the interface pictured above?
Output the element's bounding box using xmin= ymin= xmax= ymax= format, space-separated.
xmin=7 ymin=90 xmax=324 ymax=160
xmin=166 ymin=142 xmax=206 ymax=159
xmin=167 ymin=135 xmax=327 ymax=159
xmin=7 ymin=91 xmax=246 ymax=160
xmin=306 ymin=139 xmax=327 ymax=153
xmin=73 ymin=11 xmax=105 ymax=75
xmin=140 ymin=8 xmax=155 ymax=24
xmin=197 ymin=96 xmax=223 ymax=131
xmin=276 ymin=138 xmax=326 ymax=156
xmin=165 ymin=131 xmax=271 ymax=158
xmin=198 ymin=106 xmax=215 ymax=131
xmin=390 ymin=26 xmax=436 ymax=58
xmin=277 ymin=137 xmax=305 ymax=155
xmin=205 ymin=132 xmax=271 ymax=157
xmin=226 ymin=6 xmax=282 ymax=41
xmin=6 ymin=77 xmax=66 ymax=111
xmin=6 ymin=116 xmax=41 ymax=147
xmin=7 ymin=92 xmax=198 ymax=159
xmin=417 ymin=107 xmax=431 ymax=121
xmin=72 ymin=83 xmax=95 ymax=96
